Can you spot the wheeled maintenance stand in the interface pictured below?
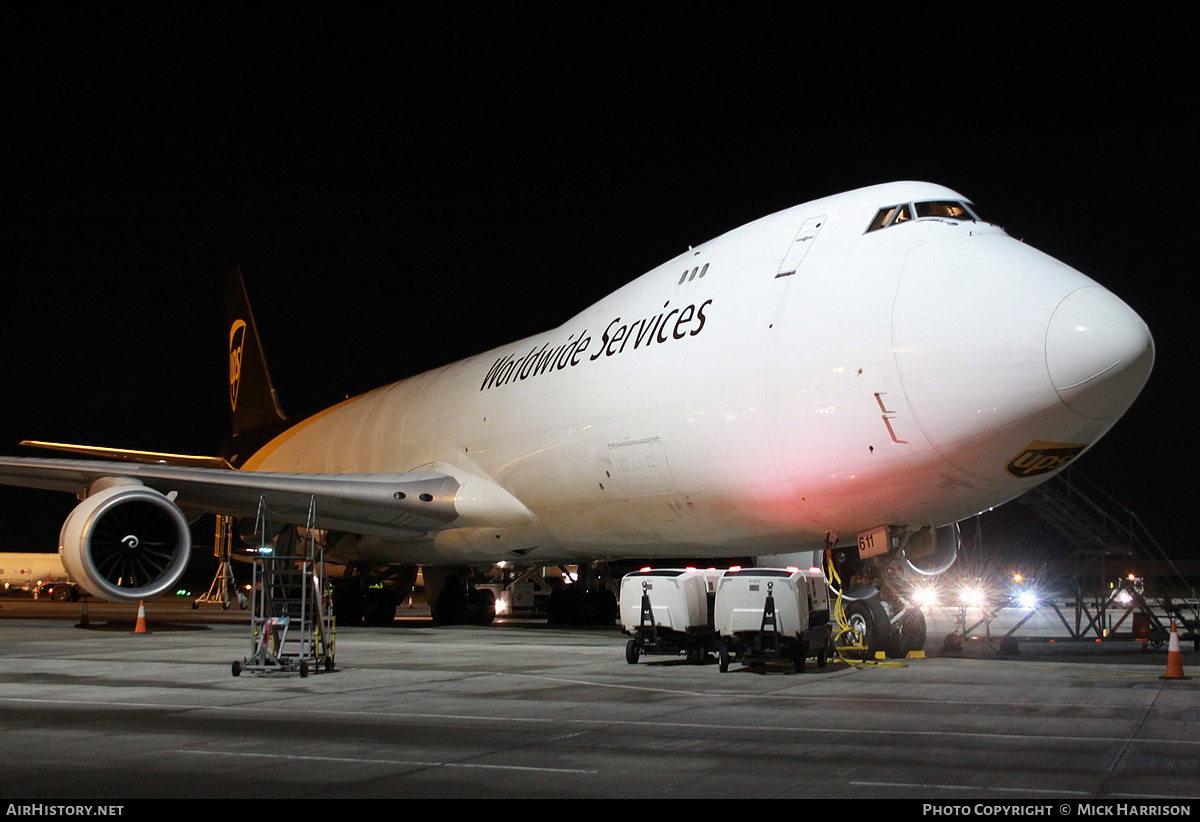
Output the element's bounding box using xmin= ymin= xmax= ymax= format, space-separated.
xmin=233 ymin=499 xmax=335 ymax=677
xmin=194 ymin=515 xmax=247 ymax=610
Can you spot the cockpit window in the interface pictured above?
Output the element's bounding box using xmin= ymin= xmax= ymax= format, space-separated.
xmin=866 ymin=204 xmax=910 ymax=232
xmin=914 ymin=200 xmax=977 ymax=220
xmin=866 ymin=206 xmax=898 ymax=232
xmin=866 ymin=200 xmax=980 ymax=233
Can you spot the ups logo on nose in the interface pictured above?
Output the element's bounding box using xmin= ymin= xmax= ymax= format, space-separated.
xmin=1005 ymin=441 xmax=1086 ymax=479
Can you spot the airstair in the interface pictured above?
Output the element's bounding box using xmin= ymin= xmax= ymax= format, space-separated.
xmin=233 ymin=498 xmax=336 ymax=677
xmin=1018 ymin=470 xmax=1198 ymax=645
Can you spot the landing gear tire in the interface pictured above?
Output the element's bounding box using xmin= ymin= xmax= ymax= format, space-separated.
xmin=842 ymin=598 xmax=889 ymax=659
xmin=363 ymin=587 xmax=399 ymax=626
xmin=331 ymin=586 xmax=365 ymax=627
xmin=431 ymin=584 xmax=468 ymax=625
xmin=626 ymin=639 xmax=640 ymax=665
xmin=887 ymin=608 xmax=927 ymax=658
xmin=466 ymin=588 xmax=496 ymax=626
xmin=546 ymin=587 xmax=617 ymax=625
xmin=718 ymin=643 xmax=731 ymax=673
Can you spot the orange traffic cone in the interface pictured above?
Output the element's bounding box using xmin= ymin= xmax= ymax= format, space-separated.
xmin=134 ymin=600 xmax=148 ymax=634
xmin=1160 ymin=621 xmax=1189 ymax=680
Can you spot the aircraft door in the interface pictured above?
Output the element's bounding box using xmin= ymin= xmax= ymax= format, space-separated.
xmin=777 ymin=215 xmax=826 ymax=277
xmin=608 ymin=437 xmax=705 ymax=539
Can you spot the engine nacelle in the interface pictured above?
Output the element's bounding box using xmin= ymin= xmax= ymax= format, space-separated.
xmin=59 ymin=480 xmax=192 ymax=602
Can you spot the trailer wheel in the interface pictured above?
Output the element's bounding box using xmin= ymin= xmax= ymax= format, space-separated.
xmin=718 ymin=643 xmax=731 ymax=673
xmin=625 ymin=639 xmax=640 ymax=664
xmin=793 ymin=640 xmax=809 ymax=673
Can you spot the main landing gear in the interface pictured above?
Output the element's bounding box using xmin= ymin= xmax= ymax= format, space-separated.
xmin=425 ymin=567 xmax=498 ymax=626
xmin=837 ymin=596 xmax=927 ymax=659
xmin=827 ymin=538 xmax=932 ymax=661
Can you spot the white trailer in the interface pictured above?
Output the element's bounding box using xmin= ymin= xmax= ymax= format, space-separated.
xmin=713 ymin=567 xmax=831 ymax=673
xmin=620 ymin=568 xmax=723 ymax=664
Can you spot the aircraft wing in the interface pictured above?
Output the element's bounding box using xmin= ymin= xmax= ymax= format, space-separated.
xmin=0 ymin=457 xmax=479 ymax=537
xmin=18 ymin=440 xmax=234 ymax=469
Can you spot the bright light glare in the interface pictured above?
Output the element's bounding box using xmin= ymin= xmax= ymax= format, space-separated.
xmin=913 ymin=585 xmax=939 ymax=609
xmin=960 ymin=586 xmax=986 ymax=608
xmin=1015 ymin=589 xmax=1038 ymax=610
xmin=494 ymin=598 xmax=508 ymax=615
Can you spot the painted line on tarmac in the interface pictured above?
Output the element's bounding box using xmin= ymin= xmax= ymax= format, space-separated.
xmin=178 ymin=748 xmax=598 ymax=775
xmin=851 ymin=780 xmax=1091 ymax=797
xmin=6 ymin=694 xmax=1200 ymax=751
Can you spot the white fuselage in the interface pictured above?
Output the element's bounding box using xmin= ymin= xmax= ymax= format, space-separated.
xmin=242 ymin=182 xmax=1154 ymax=566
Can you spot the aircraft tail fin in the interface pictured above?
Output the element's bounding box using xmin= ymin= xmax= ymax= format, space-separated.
xmin=225 ymin=268 xmax=287 ymax=438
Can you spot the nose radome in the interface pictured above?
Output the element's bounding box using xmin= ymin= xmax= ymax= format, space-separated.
xmin=1045 ymin=286 xmax=1154 ymax=420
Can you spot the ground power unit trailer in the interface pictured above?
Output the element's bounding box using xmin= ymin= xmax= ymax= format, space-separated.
xmin=714 ymin=567 xmax=831 ymax=673
xmin=620 ymin=568 xmax=723 ymax=664
xmin=620 ymin=566 xmax=831 ymax=672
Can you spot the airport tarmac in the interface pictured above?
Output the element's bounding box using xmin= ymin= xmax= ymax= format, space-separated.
xmin=1 ymin=595 xmax=1198 ymax=802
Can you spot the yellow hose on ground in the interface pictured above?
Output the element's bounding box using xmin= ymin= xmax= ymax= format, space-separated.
xmin=824 ymin=550 xmax=908 ymax=669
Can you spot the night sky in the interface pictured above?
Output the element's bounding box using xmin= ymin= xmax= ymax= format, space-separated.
xmin=3 ymin=11 xmax=1191 ymax=568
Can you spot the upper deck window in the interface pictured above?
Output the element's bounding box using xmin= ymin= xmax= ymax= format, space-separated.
xmin=866 ymin=200 xmax=980 ymax=233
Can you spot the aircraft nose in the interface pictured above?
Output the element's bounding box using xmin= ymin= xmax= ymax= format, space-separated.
xmin=1045 ymin=286 xmax=1154 ymax=420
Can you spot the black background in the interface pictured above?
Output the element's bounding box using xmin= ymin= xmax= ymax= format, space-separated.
xmin=3 ymin=9 xmax=1191 ymax=569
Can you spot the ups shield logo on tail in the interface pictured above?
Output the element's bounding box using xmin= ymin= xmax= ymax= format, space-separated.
xmin=1005 ymin=441 xmax=1086 ymax=479
xmin=229 ymin=319 xmax=246 ymax=412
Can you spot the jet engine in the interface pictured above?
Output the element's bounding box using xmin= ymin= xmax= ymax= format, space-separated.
xmin=900 ymin=522 xmax=960 ymax=577
xmin=59 ymin=480 xmax=192 ymax=602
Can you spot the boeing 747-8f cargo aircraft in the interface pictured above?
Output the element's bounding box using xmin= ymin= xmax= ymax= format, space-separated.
xmin=0 ymin=182 xmax=1153 ymax=654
